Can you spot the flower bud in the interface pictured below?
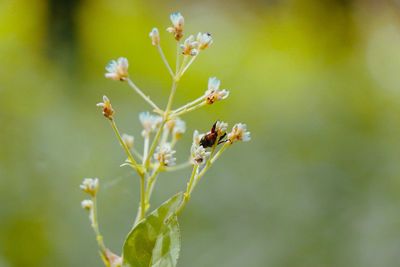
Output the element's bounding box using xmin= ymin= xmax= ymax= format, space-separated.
xmin=205 ymin=77 xmax=230 ymax=104
xmin=149 ymin=28 xmax=160 ymax=46
xmin=81 ymin=199 xmax=93 ymax=211
xmin=228 ymin=123 xmax=251 ymax=143
xmin=166 ymin=12 xmax=184 ymax=41
xmin=96 ymin=95 xmax=114 ymax=119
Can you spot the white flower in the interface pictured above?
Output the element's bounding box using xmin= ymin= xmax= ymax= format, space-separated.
xmin=149 ymin=27 xmax=160 ymax=46
xmin=80 ymin=178 xmax=99 ymax=196
xmin=105 ymin=57 xmax=129 ymax=81
xmin=228 ymin=123 xmax=251 ymax=143
xmin=166 ymin=12 xmax=184 ymax=40
xmin=173 ymin=118 xmax=186 ymax=139
xmin=205 ymin=77 xmax=230 ymax=104
xmin=122 ymin=134 xmax=134 ymax=149
xmin=181 ymin=35 xmax=199 ymax=56
xmin=191 ymin=144 xmax=211 ymax=165
xmin=215 ymin=121 xmax=228 ymax=136
xmin=154 ymin=143 xmax=176 ymax=166
xmin=165 ymin=118 xmax=186 ymax=140
xmin=81 ymin=199 xmax=93 ymax=211
xmin=139 ymin=112 xmax=162 ymax=137
xmin=96 ymin=95 xmax=114 ymax=119
xmin=196 ymin=32 xmax=213 ymax=50
xmin=192 ymin=130 xmax=203 ymax=145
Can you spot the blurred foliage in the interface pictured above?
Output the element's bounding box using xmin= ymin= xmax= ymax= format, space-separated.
xmin=1 ymin=0 xmax=400 ymax=266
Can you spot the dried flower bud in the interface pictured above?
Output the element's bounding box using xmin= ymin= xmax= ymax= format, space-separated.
xmin=191 ymin=144 xmax=211 ymax=165
xmin=149 ymin=27 xmax=160 ymax=46
xmin=96 ymin=95 xmax=114 ymax=119
xmin=196 ymin=32 xmax=213 ymax=50
xmin=228 ymin=123 xmax=251 ymax=143
xmin=81 ymin=199 xmax=93 ymax=211
xmin=139 ymin=112 xmax=163 ymax=137
xmin=181 ymin=35 xmax=199 ymax=56
xmin=166 ymin=12 xmax=184 ymax=41
xmin=205 ymin=77 xmax=229 ymax=104
xmin=105 ymin=57 xmax=129 ymax=81
xmin=154 ymin=143 xmax=176 ymax=166
xmin=80 ymin=178 xmax=99 ymax=197
xmin=122 ymin=134 xmax=134 ymax=149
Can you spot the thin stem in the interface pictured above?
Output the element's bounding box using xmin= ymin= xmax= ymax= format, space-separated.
xmin=175 ymin=42 xmax=181 ymax=74
xmin=139 ymin=173 xmax=146 ymax=219
xmin=165 ymin=161 xmax=191 ymax=172
xmin=145 ymin=122 xmax=165 ymax=169
xmin=127 ymin=78 xmax=162 ymax=113
xmin=145 ymin=166 xmax=162 ymax=212
xmin=197 ymin=142 xmax=230 ymax=181
xmin=109 ymin=119 xmax=141 ymax=173
xmin=165 ymin=80 xmax=178 ymax=113
xmin=173 ymin=95 xmax=205 ymax=114
xmin=179 ymin=54 xmax=198 ymax=77
xmin=157 ymin=45 xmax=174 ymax=78
xmin=171 ymin=102 xmax=207 ymax=118
xmin=91 ymin=196 xmax=107 ymax=257
xmin=175 ymin=165 xmax=199 ymax=216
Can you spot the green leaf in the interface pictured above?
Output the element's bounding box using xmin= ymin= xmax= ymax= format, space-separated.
xmin=122 ymin=192 xmax=183 ymax=267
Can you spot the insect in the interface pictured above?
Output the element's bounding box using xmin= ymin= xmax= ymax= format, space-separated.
xmin=199 ymin=121 xmax=227 ymax=148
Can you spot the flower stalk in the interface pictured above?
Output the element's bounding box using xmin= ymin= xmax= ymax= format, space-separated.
xmin=81 ymin=12 xmax=250 ymax=266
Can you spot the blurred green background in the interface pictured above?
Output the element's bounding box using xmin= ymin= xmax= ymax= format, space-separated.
xmin=1 ymin=0 xmax=400 ymax=266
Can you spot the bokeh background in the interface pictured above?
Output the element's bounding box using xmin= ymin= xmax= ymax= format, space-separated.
xmin=1 ymin=0 xmax=400 ymax=266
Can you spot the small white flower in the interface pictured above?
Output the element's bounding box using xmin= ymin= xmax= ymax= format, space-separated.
xmin=173 ymin=118 xmax=186 ymax=139
xmin=196 ymin=32 xmax=213 ymax=50
xmin=205 ymin=77 xmax=230 ymax=104
xmin=80 ymin=178 xmax=99 ymax=196
xmin=181 ymin=35 xmax=199 ymax=56
xmin=192 ymin=130 xmax=203 ymax=145
xmin=165 ymin=118 xmax=186 ymax=140
xmin=81 ymin=199 xmax=93 ymax=211
xmin=105 ymin=57 xmax=129 ymax=81
xmin=149 ymin=28 xmax=160 ymax=46
xmin=139 ymin=112 xmax=162 ymax=137
xmin=228 ymin=123 xmax=251 ymax=143
xmin=215 ymin=121 xmax=228 ymax=136
xmin=96 ymin=95 xmax=114 ymax=119
xmin=167 ymin=12 xmax=184 ymax=40
xmin=154 ymin=143 xmax=176 ymax=166
xmin=122 ymin=134 xmax=134 ymax=149
xmin=191 ymin=144 xmax=211 ymax=165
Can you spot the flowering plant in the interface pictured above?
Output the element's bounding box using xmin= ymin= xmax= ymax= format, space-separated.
xmin=80 ymin=12 xmax=250 ymax=267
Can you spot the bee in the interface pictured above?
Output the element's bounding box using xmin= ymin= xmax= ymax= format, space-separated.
xmin=199 ymin=121 xmax=227 ymax=148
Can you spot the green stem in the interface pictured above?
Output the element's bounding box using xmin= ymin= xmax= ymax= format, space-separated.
xmin=157 ymin=44 xmax=174 ymax=78
xmin=144 ymin=166 xmax=162 ymax=212
xmin=91 ymin=196 xmax=108 ymax=260
xmin=179 ymin=54 xmax=198 ymax=77
xmin=175 ymin=164 xmax=199 ymax=216
xmin=127 ymin=78 xmax=162 ymax=113
xmin=171 ymin=102 xmax=207 ymax=118
xmin=109 ymin=119 xmax=141 ymax=173
xmin=172 ymin=95 xmax=205 ymax=114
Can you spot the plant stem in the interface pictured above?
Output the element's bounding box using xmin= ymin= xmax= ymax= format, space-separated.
xmin=197 ymin=142 xmax=230 ymax=182
xmin=157 ymin=45 xmax=174 ymax=78
xmin=142 ymin=135 xmax=150 ymax=165
xmin=179 ymin=54 xmax=198 ymax=77
xmin=175 ymin=165 xmax=199 ymax=216
xmin=127 ymin=78 xmax=162 ymax=113
xmin=91 ymin=196 xmax=107 ymax=258
xmin=171 ymin=102 xmax=207 ymax=118
xmin=109 ymin=119 xmax=141 ymax=173
xmin=144 ymin=166 xmax=162 ymax=212
xmin=172 ymin=95 xmax=205 ymax=114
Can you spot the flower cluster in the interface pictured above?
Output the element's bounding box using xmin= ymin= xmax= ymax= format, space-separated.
xmin=81 ymin=11 xmax=251 ymax=267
